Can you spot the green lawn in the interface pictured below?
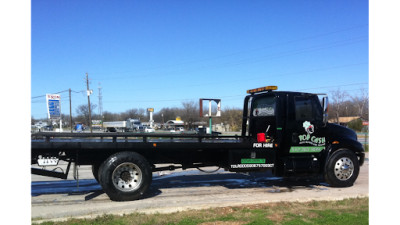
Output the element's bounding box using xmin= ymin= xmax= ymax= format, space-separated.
xmin=33 ymin=197 xmax=368 ymax=225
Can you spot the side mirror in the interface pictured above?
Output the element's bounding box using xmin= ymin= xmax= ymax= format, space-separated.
xmin=322 ymin=96 xmax=329 ymax=125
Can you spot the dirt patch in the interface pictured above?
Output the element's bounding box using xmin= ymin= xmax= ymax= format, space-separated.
xmin=213 ymin=207 xmax=236 ymax=215
xmin=199 ymin=222 xmax=247 ymax=225
xmin=266 ymin=213 xmax=284 ymax=222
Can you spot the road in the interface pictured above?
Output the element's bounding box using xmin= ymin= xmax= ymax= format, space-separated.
xmin=31 ymin=153 xmax=369 ymax=222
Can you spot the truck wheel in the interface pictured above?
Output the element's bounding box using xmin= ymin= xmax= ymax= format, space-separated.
xmin=98 ymin=151 xmax=152 ymax=201
xmin=324 ymin=149 xmax=360 ymax=187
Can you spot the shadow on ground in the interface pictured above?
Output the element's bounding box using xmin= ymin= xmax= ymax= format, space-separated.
xmin=32 ymin=170 xmax=328 ymax=201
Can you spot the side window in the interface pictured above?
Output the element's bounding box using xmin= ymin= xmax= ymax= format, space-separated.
xmin=250 ymin=96 xmax=277 ymax=137
xmin=252 ymin=96 xmax=276 ymax=117
xmin=295 ymin=96 xmax=322 ymax=121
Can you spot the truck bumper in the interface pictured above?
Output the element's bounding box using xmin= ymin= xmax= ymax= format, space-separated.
xmin=358 ymin=152 xmax=365 ymax=166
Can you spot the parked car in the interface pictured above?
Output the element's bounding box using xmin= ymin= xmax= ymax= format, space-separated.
xmin=137 ymin=125 xmax=143 ymax=132
xmin=144 ymin=126 xmax=155 ymax=133
xmin=43 ymin=125 xmax=53 ymax=131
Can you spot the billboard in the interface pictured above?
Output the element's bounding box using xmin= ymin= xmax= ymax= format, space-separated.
xmin=92 ymin=120 xmax=102 ymax=128
xmin=46 ymin=94 xmax=61 ymax=119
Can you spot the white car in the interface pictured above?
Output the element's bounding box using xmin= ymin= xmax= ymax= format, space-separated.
xmin=169 ymin=127 xmax=184 ymax=133
xmin=144 ymin=126 xmax=155 ymax=133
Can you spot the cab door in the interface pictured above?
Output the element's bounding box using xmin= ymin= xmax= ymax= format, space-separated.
xmin=286 ymin=95 xmax=326 ymax=155
xmin=231 ymin=93 xmax=280 ymax=171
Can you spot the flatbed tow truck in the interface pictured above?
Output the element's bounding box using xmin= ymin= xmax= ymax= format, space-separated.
xmin=31 ymin=86 xmax=365 ymax=201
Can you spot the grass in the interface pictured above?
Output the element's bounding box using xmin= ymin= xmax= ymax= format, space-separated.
xmin=33 ymin=197 xmax=368 ymax=225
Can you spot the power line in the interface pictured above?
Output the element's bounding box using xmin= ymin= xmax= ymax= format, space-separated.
xmin=32 ymin=83 xmax=368 ymax=117
xmin=31 ymin=90 xmax=68 ymax=99
xmin=295 ymin=83 xmax=368 ymax=92
xmin=102 ymin=83 xmax=368 ymax=104
xmin=96 ymin=36 xmax=367 ymax=82
xmin=91 ymin=24 xmax=368 ymax=79
xmin=112 ymin=62 xmax=368 ymax=93
xmin=31 ymin=89 xmax=85 ymax=100
xmin=193 ymin=36 xmax=367 ymax=71
xmin=191 ymin=63 xmax=368 ymax=89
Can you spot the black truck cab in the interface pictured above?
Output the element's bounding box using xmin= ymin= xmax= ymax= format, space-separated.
xmin=232 ymin=86 xmax=364 ymax=185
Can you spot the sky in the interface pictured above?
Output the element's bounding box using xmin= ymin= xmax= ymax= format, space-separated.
xmin=31 ymin=0 xmax=369 ymax=119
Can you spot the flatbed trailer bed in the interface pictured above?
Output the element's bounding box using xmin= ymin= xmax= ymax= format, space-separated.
xmin=31 ymin=131 xmax=259 ymax=174
xmin=31 ymin=132 xmax=249 ymax=158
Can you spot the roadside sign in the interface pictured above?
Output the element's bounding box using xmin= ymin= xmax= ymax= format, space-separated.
xmin=362 ymin=121 xmax=369 ymax=126
xmin=46 ymin=94 xmax=61 ymax=119
xmin=92 ymin=120 xmax=102 ymax=128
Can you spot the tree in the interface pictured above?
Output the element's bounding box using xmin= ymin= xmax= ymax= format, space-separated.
xmin=181 ymin=100 xmax=199 ymax=129
xmin=155 ymin=107 xmax=180 ymax=122
xmin=31 ymin=116 xmax=38 ymax=125
xmin=329 ymin=89 xmax=348 ymax=123
xmin=351 ymin=88 xmax=369 ymax=119
xmin=220 ymin=107 xmax=242 ymax=131
xmin=75 ymin=104 xmax=97 ymax=125
xmin=347 ymin=118 xmax=363 ymax=132
xmin=102 ymin=111 xmax=119 ymax=121
xmin=121 ymin=108 xmax=146 ymax=121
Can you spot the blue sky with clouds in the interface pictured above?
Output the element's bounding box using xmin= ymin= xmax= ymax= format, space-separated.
xmin=31 ymin=0 xmax=368 ymax=119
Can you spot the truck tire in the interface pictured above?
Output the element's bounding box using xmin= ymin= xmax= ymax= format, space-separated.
xmin=98 ymin=151 xmax=152 ymax=201
xmin=324 ymin=149 xmax=360 ymax=187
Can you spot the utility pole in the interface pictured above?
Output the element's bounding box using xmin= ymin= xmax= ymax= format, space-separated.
xmin=86 ymin=73 xmax=93 ymax=133
xmin=69 ymin=88 xmax=73 ymax=133
xmin=98 ymin=83 xmax=103 ymax=118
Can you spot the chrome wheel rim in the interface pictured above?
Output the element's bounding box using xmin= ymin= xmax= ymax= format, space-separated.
xmin=334 ymin=157 xmax=354 ymax=181
xmin=112 ymin=163 xmax=142 ymax=192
